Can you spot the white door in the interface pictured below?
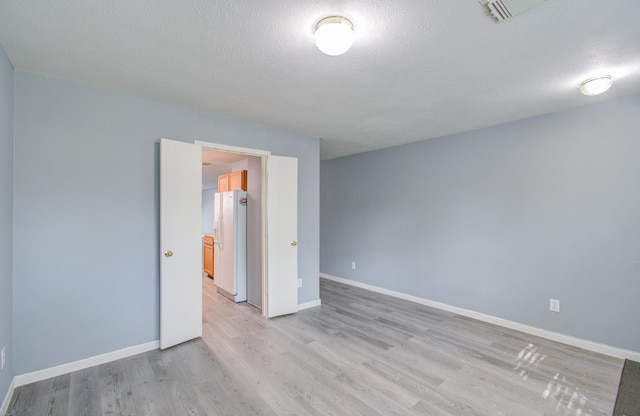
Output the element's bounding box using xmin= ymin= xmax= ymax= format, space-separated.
xmin=159 ymin=138 xmax=202 ymax=349
xmin=266 ymin=156 xmax=299 ymax=317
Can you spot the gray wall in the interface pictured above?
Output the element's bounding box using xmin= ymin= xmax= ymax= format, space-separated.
xmin=247 ymin=156 xmax=263 ymax=307
xmin=0 ymin=44 xmax=14 ymax=404
xmin=13 ymin=72 xmax=320 ymax=374
xmin=321 ymin=94 xmax=640 ymax=353
xmin=201 ymin=189 xmax=215 ymax=234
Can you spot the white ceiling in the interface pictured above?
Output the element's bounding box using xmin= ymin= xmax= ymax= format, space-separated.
xmin=202 ymin=150 xmax=247 ymax=190
xmin=1 ymin=1 xmax=639 ymax=160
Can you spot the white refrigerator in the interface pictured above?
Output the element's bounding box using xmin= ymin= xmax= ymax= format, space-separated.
xmin=213 ymin=190 xmax=247 ymax=302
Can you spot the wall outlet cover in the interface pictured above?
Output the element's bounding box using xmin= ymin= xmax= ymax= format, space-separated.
xmin=297 ymin=278 xmax=302 ymax=288
xmin=549 ymin=298 xmax=560 ymax=313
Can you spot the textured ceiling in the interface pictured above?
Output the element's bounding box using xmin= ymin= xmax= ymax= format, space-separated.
xmin=1 ymin=0 xmax=639 ymax=159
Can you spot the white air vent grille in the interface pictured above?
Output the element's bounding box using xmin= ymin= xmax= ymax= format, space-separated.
xmin=481 ymin=0 xmax=547 ymax=21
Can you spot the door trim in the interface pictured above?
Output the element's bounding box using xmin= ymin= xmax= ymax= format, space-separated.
xmin=194 ymin=140 xmax=272 ymax=317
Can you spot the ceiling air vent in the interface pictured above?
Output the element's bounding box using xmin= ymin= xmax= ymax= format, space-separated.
xmin=480 ymin=0 xmax=547 ymax=21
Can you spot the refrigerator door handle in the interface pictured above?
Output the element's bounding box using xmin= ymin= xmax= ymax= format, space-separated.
xmin=214 ymin=193 xmax=224 ymax=250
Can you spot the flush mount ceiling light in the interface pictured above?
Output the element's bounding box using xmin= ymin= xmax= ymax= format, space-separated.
xmin=314 ymin=16 xmax=355 ymax=56
xmin=580 ymin=75 xmax=613 ymax=96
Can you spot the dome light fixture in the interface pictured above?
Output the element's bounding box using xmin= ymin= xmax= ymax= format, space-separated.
xmin=580 ymin=75 xmax=613 ymax=96
xmin=314 ymin=16 xmax=355 ymax=56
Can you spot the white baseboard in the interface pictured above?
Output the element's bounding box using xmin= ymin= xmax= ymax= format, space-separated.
xmin=14 ymin=340 xmax=159 ymax=387
xmin=298 ymin=299 xmax=322 ymax=311
xmin=320 ymin=273 xmax=640 ymax=362
xmin=1 ymin=377 xmax=15 ymax=416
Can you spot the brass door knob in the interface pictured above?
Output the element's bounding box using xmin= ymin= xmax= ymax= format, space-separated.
xmin=164 ymin=250 xmax=174 ymax=257
xmin=290 ymin=241 xmax=297 ymax=246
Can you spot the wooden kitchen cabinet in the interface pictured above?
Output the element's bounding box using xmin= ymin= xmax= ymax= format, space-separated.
xmin=218 ymin=174 xmax=229 ymax=192
xmin=229 ymin=170 xmax=247 ymax=191
xmin=218 ymin=170 xmax=247 ymax=192
xmin=203 ymin=234 xmax=214 ymax=278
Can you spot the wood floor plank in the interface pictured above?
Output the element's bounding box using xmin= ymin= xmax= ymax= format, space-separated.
xmin=68 ymin=367 xmax=101 ymax=416
xmin=97 ymin=360 xmax=136 ymax=416
xmin=6 ymin=382 xmax=38 ymax=416
xmin=33 ymin=375 xmax=70 ymax=416
xmin=306 ymin=340 xmax=421 ymax=410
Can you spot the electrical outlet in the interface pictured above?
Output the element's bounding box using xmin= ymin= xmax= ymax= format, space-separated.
xmin=352 ymin=262 xmax=356 ymax=270
xmin=297 ymin=278 xmax=302 ymax=288
xmin=549 ymin=298 xmax=560 ymax=313
xmin=1 ymin=346 xmax=5 ymax=370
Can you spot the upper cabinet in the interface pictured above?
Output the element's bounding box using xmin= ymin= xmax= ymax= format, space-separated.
xmin=218 ymin=169 xmax=247 ymax=192
xmin=229 ymin=170 xmax=247 ymax=191
xmin=218 ymin=173 xmax=229 ymax=192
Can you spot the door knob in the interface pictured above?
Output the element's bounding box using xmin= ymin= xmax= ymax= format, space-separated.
xmin=164 ymin=250 xmax=174 ymax=257
xmin=290 ymin=241 xmax=297 ymax=246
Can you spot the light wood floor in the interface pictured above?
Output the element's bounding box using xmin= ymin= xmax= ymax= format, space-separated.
xmin=7 ymin=277 xmax=623 ymax=415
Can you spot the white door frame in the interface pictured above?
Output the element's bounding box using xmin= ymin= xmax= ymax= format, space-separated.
xmin=194 ymin=140 xmax=272 ymax=317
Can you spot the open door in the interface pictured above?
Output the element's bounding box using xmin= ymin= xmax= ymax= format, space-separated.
xmin=160 ymin=139 xmax=299 ymax=340
xmin=265 ymin=156 xmax=299 ymax=317
xmin=159 ymin=138 xmax=202 ymax=349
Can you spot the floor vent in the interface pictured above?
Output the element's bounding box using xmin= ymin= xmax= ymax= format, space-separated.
xmin=480 ymin=0 xmax=547 ymax=22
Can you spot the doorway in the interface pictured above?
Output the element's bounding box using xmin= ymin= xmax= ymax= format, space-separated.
xmin=201 ymin=149 xmax=263 ymax=307
xmin=159 ymin=138 xmax=299 ymax=349
xmin=196 ymin=140 xmax=271 ymax=313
